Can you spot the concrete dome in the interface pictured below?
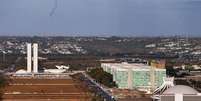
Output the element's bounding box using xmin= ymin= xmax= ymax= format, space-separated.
xmin=163 ymin=85 xmax=198 ymax=95
xmin=16 ymin=69 xmax=27 ymax=74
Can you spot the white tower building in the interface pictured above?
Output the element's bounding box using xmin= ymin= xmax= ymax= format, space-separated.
xmin=33 ymin=43 xmax=38 ymax=73
xmin=26 ymin=43 xmax=38 ymax=73
xmin=27 ymin=43 xmax=32 ymax=73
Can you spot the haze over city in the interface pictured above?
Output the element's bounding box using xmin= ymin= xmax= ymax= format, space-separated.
xmin=0 ymin=0 xmax=201 ymax=36
xmin=1 ymin=0 xmax=201 ymax=101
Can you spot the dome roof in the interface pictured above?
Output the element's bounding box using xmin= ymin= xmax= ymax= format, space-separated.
xmin=16 ymin=69 xmax=27 ymax=74
xmin=163 ymin=85 xmax=198 ymax=95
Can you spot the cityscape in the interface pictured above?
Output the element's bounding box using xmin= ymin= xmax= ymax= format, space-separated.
xmin=0 ymin=36 xmax=199 ymax=101
xmin=1 ymin=0 xmax=201 ymax=101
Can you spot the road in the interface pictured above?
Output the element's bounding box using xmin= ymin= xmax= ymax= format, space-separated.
xmin=81 ymin=72 xmax=116 ymax=101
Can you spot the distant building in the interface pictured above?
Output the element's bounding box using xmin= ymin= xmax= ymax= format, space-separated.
xmin=159 ymin=85 xmax=201 ymax=101
xmin=153 ymin=77 xmax=201 ymax=101
xmin=145 ymin=44 xmax=156 ymax=48
xmin=101 ymin=63 xmax=166 ymax=92
xmin=150 ymin=60 xmax=166 ymax=69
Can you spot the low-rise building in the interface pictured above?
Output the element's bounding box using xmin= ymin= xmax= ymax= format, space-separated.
xmin=101 ymin=63 xmax=166 ymax=91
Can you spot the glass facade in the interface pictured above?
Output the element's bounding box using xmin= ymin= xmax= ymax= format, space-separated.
xmin=101 ymin=63 xmax=166 ymax=90
xmin=155 ymin=70 xmax=166 ymax=87
xmin=115 ymin=70 xmax=128 ymax=88
xmin=132 ymin=70 xmax=150 ymax=88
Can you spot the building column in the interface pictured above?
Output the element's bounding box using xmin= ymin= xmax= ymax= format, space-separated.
xmin=128 ymin=69 xmax=133 ymax=89
xmin=175 ymin=93 xmax=183 ymax=101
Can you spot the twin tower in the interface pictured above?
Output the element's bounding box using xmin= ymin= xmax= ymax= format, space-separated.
xmin=27 ymin=43 xmax=38 ymax=73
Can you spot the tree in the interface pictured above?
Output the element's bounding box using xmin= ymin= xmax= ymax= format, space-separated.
xmin=87 ymin=68 xmax=117 ymax=88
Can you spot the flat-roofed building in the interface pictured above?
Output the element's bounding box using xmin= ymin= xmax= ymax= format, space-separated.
xmin=101 ymin=63 xmax=166 ymax=91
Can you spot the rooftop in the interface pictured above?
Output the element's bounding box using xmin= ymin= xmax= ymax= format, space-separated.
xmin=163 ymin=85 xmax=199 ymax=95
xmin=102 ymin=63 xmax=165 ymax=71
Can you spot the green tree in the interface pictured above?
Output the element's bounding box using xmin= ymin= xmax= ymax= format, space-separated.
xmin=87 ymin=68 xmax=117 ymax=88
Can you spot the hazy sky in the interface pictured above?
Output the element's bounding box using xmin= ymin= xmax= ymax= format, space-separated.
xmin=0 ymin=0 xmax=201 ymax=36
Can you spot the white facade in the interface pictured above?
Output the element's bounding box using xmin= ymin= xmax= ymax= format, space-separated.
xmin=101 ymin=63 xmax=166 ymax=91
xmin=33 ymin=43 xmax=38 ymax=73
xmin=44 ymin=69 xmax=66 ymax=74
xmin=175 ymin=93 xmax=183 ymax=101
xmin=26 ymin=43 xmax=38 ymax=73
xmin=27 ymin=43 xmax=32 ymax=73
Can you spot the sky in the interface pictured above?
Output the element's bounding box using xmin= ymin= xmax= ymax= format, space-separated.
xmin=0 ymin=0 xmax=201 ymax=36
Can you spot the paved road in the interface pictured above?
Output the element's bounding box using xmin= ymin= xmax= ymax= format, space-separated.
xmin=81 ymin=73 xmax=116 ymax=101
